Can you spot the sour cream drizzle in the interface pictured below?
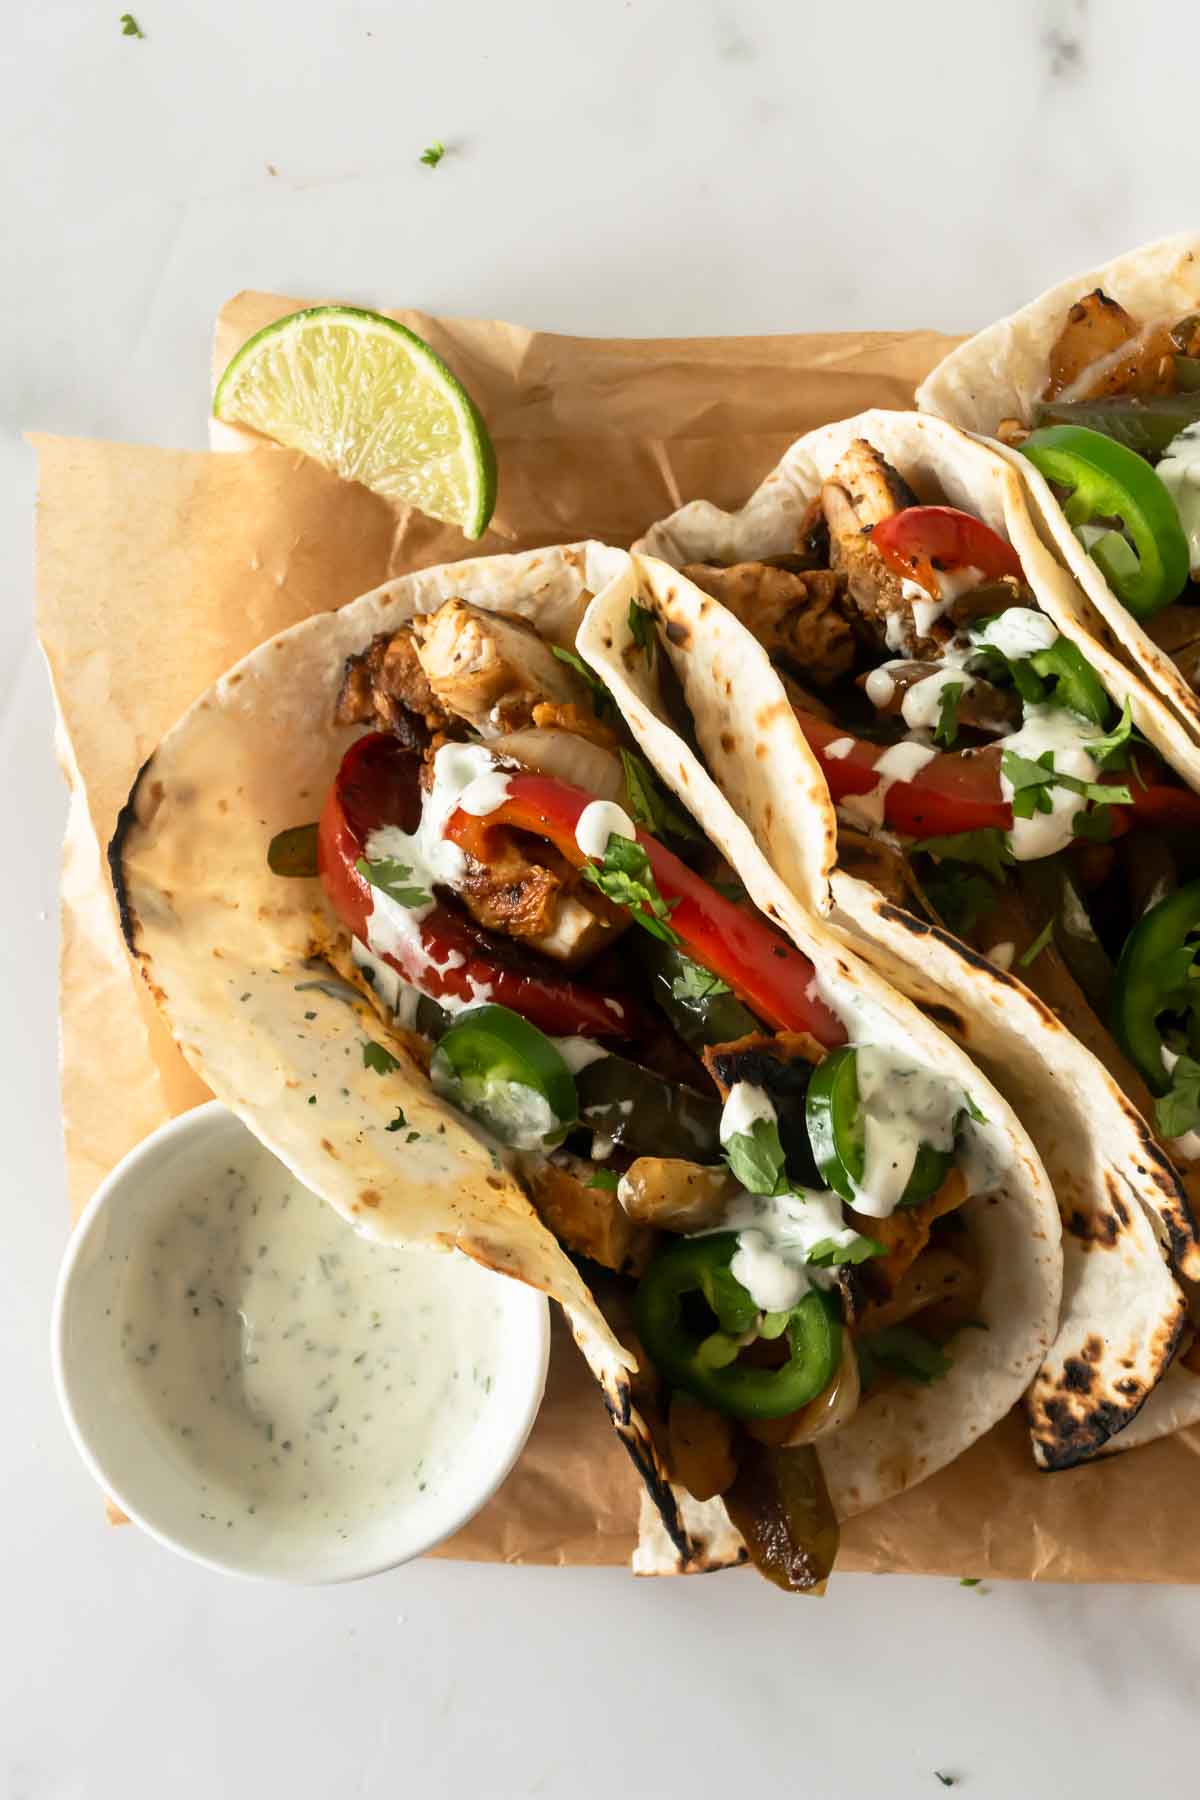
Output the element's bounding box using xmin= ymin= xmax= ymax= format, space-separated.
xmin=1158 ymin=422 xmax=1200 ymax=575
xmin=840 ymin=740 xmax=938 ymax=829
xmin=851 ymin=1045 xmax=964 ymax=1219
xmin=996 ymin=702 xmax=1106 ymax=860
xmin=574 ymin=800 xmax=637 ymax=860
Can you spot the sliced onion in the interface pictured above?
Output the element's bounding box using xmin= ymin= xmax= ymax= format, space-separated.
xmin=779 ymin=1339 xmax=862 ymax=1447
xmin=742 ymin=1336 xmax=862 ymax=1449
xmin=491 ymin=728 xmax=626 ymax=803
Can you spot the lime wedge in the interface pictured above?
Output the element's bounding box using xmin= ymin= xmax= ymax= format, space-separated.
xmin=213 ymin=305 xmax=497 ymax=539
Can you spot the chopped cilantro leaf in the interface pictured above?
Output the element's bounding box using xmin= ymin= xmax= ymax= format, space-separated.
xmin=670 ymin=955 xmax=730 ymax=1001
xmin=307 ymin=1094 xmax=317 ymax=1105
xmin=806 ymin=1233 xmax=883 ymax=1269
xmin=934 ymin=1773 xmax=958 ymax=1787
xmin=1156 ymin=1052 xmax=1200 ymax=1140
xmin=581 ymin=833 xmax=681 ymax=945
xmin=362 ymin=1040 xmax=401 ymax=1075
xmin=723 ymin=1116 xmax=788 ymax=1196
xmin=1086 ymin=697 xmax=1141 ymax=769
xmin=620 ymin=748 xmax=703 ymax=846
xmin=1071 ymin=805 xmax=1116 ymax=843
xmin=385 ymin=1107 xmax=408 ymax=1133
xmin=587 ymin=1168 xmax=621 ymax=1192
xmin=627 ymin=599 xmax=657 ymax=664
xmin=119 ymin=12 xmax=145 ymax=35
xmin=857 ymin=1326 xmax=952 ymax=1389
xmin=1017 ymin=914 xmax=1056 ymax=969
xmin=919 ymin=828 xmax=1013 ymax=885
xmin=406 ymin=1131 xmax=421 ymax=1144
xmin=550 ymin=644 xmax=615 ymax=720
xmin=933 ymin=681 xmax=965 ymax=750
xmin=1002 ymin=748 xmax=1132 ymax=820
xmin=356 ymin=855 xmax=432 ymax=909
xmin=419 ymin=140 xmax=445 ymax=168
xmin=959 ymin=1577 xmax=981 ymax=1588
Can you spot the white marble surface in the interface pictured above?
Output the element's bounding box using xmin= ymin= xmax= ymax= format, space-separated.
xmin=6 ymin=1 xmax=1200 ymax=1794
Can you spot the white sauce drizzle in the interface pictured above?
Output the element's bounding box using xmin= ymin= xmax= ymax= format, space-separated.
xmin=1158 ymin=423 xmax=1200 ymax=575
xmin=840 ymin=740 xmax=938 ymax=829
xmin=864 ymin=667 xmax=897 ymax=709
xmin=552 ymin=1037 xmax=608 ymax=1075
xmin=901 ymin=566 xmax=984 ymax=640
xmin=574 ymin=800 xmax=637 ymax=860
xmin=852 ymin=1045 xmax=964 ymax=1219
xmin=996 ymin=702 xmax=1106 ymax=860
xmin=823 ymin=736 xmax=856 ymax=761
xmin=975 ymin=607 xmax=1058 ymax=660
xmin=458 ymin=771 xmax=513 ymax=816
xmin=719 ymin=1082 xmax=778 ymax=1143
xmin=361 ymin=741 xmax=501 ymax=980
xmin=900 ymin=665 xmax=974 ymax=733
xmin=724 ymin=1189 xmax=853 ymax=1312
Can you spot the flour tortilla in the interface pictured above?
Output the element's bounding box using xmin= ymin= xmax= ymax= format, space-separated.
xmin=635 ymin=407 xmax=1200 ymax=1466
xmin=116 ymin=537 xmax=1060 ymax=1580
xmin=917 ymin=233 xmax=1200 ymax=755
xmin=113 ymin=541 xmax=721 ymax=1569
xmin=579 ymin=579 xmax=1061 ymax=1564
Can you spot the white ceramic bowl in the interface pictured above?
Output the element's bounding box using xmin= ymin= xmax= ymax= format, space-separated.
xmin=53 ymin=1102 xmax=550 ymax=1584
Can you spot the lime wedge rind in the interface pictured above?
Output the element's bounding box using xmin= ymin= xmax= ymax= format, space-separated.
xmin=213 ymin=305 xmax=497 ymax=539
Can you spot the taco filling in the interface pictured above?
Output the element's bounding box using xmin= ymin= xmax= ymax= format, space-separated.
xmin=992 ymin=297 xmax=1200 ymax=660
xmin=288 ymin=600 xmax=996 ymax=1590
xmin=677 ymin=436 xmax=1200 ymax=1165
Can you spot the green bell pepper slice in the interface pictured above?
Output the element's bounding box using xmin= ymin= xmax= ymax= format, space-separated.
xmin=633 ymin=1233 xmax=841 ymax=1419
xmin=1020 ymin=424 xmax=1190 ymax=620
xmin=430 ymin=1002 xmax=578 ymax=1146
xmin=1111 ymin=880 xmax=1200 ymax=1096
xmin=804 ymin=1046 xmax=953 ymax=1209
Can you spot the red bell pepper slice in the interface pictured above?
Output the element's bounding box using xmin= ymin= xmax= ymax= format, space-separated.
xmin=795 ymin=710 xmax=1200 ymax=840
xmin=871 ymin=505 xmax=1024 ymax=595
xmin=795 ymin=710 xmax=1012 ymax=837
xmin=444 ymin=772 xmax=848 ymax=1047
xmin=318 ymin=733 xmax=639 ymax=1039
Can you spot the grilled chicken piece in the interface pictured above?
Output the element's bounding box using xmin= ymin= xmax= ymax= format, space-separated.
xmin=334 ymin=628 xmax=449 ymax=736
xmin=453 ymin=831 xmax=625 ymax=965
xmin=680 ymin=562 xmax=855 ymax=687
xmin=1044 ymin=289 xmax=1176 ymax=404
xmin=820 ymin=440 xmax=923 ymax=654
xmin=1044 ymin=290 xmax=1138 ymax=401
xmin=435 ymin=745 xmax=629 ymax=966
xmin=519 ymin=1152 xmax=655 ymax=1275
xmin=529 ymin=699 xmax=618 ymax=750
xmin=412 ymin=599 xmax=591 ymax=736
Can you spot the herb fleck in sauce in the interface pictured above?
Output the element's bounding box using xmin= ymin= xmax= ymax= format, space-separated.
xmin=118 ymin=1140 xmax=510 ymax=1541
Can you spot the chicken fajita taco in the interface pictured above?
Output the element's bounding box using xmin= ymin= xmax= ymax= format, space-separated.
xmin=112 ymin=540 xmax=1061 ymax=1591
xmin=636 ymin=408 xmax=1200 ymax=1467
xmin=917 ymin=233 xmax=1200 ymax=759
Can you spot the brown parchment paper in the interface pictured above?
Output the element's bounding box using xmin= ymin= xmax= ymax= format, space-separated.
xmin=34 ymin=297 xmax=1200 ymax=1579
